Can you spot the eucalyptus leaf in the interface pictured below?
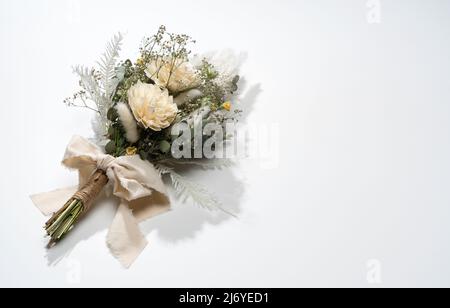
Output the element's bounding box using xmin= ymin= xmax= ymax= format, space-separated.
xmin=159 ymin=140 xmax=171 ymax=153
xmin=105 ymin=141 xmax=116 ymax=154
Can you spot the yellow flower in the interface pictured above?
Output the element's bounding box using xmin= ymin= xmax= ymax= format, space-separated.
xmin=222 ymin=101 xmax=232 ymax=111
xmin=126 ymin=146 xmax=138 ymax=156
xmin=136 ymin=57 xmax=144 ymax=66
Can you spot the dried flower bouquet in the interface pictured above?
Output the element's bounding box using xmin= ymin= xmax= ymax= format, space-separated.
xmin=31 ymin=26 xmax=245 ymax=267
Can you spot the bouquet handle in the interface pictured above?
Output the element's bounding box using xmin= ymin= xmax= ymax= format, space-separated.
xmin=45 ymin=169 xmax=108 ymax=245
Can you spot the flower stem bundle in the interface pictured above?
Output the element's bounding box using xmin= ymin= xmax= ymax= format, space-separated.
xmin=45 ymin=170 xmax=108 ymax=246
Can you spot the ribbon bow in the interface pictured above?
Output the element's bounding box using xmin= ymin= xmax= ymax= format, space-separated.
xmin=31 ymin=136 xmax=170 ymax=268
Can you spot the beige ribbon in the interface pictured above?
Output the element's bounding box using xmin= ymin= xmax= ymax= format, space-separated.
xmin=31 ymin=135 xmax=170 ymax=268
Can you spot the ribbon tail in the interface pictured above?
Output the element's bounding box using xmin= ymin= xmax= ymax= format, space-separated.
xmin=106 ymin=202 xmax=148 ymax=268
xmin=30 ymin=186 xmax=78 ymax=216
xmin=106 ymin=193 xmax=171 ymax=268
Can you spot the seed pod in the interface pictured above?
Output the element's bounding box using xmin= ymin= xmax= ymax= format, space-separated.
xmin=159 ymin=140 xmax=171 ymax=153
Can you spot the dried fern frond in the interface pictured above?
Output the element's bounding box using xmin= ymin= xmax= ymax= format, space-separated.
xmin=156 ymin=165 xmax=236 ymax=217
xmin=72 ymin=65 xmax=110 ymax=139
xmin=97 ymin=33 xmax=123 ymax=99
xmin=65 ymin=34 xmax=124 ymax=145
xmin=163 ymin=158 xmax=234 ymax=170
xmin=72 ymin=65 xmax=104 ymax=110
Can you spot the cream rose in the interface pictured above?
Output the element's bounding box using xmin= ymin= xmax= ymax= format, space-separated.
xmin=145 ymin=58 xmax=200 ymax=93
xmin=127 ymin=81 xmax=178 ymax=131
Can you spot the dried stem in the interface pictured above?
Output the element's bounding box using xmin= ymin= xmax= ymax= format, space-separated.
xmin=45 ymin=170 xmax=109 ymax=246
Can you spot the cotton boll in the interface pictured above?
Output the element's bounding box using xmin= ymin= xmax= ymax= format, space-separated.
xmin=116 ymin=102 xmax=139 ymax=143
xmin=174 ymin=89 xmax=203 ymax=106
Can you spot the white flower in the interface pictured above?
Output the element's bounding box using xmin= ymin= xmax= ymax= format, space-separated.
xmin=145 ymin=58 xmax=200 ymax=93
xmin=127 ymin=81 xmax=178 ymax=131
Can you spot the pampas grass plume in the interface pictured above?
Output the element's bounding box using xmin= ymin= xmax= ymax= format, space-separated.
xmin=116 ymin=102 xmax=139 ymax=143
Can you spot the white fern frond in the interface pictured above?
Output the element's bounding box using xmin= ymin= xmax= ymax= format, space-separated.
xmin=155 ymin=164 xmax=172 ymax=176
xmin=73 ymin=65 xmax=109 ymax=139
xmin=164 ymin=158 xmax=234 ymax=170
xmin=97 ymin=33 xmax=123 ymax=99
xmin=73 ymin=65 xmax=102 ymax=105
xmin=155 ymin=165 xmax=235 ymax=217
xmin=68 ymin=34 xmax=124 ymax=145
xmin=91 ymin=115 xmax=109 ymax=146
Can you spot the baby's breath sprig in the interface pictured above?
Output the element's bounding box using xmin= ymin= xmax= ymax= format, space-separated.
xmin=139 ymin=25 xmax=196 ymax=90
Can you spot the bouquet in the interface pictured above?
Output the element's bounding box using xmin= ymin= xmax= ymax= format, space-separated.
xmin=31 ymin=26 xmax=245 ymax=267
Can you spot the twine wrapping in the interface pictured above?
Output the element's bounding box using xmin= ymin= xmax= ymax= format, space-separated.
xmin=73 ymin=170 xmax=109 ymax=211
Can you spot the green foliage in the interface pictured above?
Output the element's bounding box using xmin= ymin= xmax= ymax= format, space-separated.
xmin=136 ymin=129 xmax=173 ymax=162
xmin=198 ymin=59 xmax=219 ymax=81
xmin=106 ymin=107 xmax=130 ymax=157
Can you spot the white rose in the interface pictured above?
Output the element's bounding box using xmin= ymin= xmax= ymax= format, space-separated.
xmin=145 ymin=58 xmax=200 ymax=93
xmin=127 ymin=81 xmax=178 ymax=131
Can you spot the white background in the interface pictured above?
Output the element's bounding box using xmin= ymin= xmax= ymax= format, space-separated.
xmin=1 ymin=0 xmax=450 ymax=288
